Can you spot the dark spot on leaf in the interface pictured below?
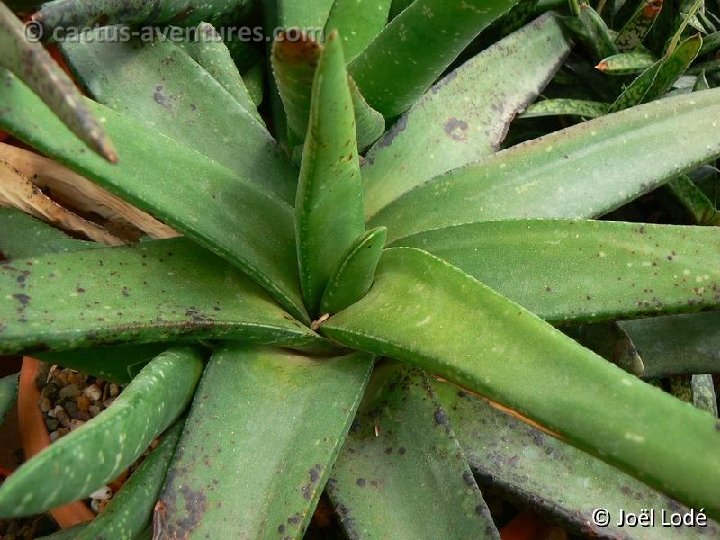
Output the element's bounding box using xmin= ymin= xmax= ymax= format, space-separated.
xmin=434 ymin=408 xmax=448 ymax=426
xmin=13 ymin=293 xmax=30 ymax=307
xmin=356 ymin=478 xmax=366 ymax=487
xmin=444 ymin=117 xmax=469 ymax=141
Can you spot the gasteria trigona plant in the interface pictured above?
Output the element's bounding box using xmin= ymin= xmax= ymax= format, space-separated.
xmin=0 ymin=0 xmax=719 ymax=537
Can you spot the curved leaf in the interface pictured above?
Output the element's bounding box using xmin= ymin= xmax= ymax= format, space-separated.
xmin=0 ymin=346 xmax=203 ymax=517
xmin=322 ymin=248 xmax=720 ymax=517
xmin=296 ymin=33 xmax=365 ymax=315
xmin=0 ymin=71 xmax=307 ymax=322
xmin=615 ymin=0 xmax=663 ymax=52
xmin=596 ymin=51 xmax=657 ymax=75
xmin=60 ymin=27 xmax=295 ymax=203
xmin=348 ymin=0 xmax=520 ymax=118
xmin=393 ymin=219 xmax=720 ymax=323
xmin=362 ymin=14 xmax=570 ymax=219
xmin=324 ymin=0 xmax=392 ymax=61
xmin=0 ymin=2 xmax=115 ymax=161
xmin=0 ymin=238 xmax=322 ymax=355
xmin=328 ymin=363 xmax=499 ymax=539
xmin=520 ymin=98 xmax=608 ymax=118
xmin=156 ymin=346 xmax=374 ymax=539
xmin=371 ymin=88 xmax=720 ymax=242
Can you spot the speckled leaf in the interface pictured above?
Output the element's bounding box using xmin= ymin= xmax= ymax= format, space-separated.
xmin=347 ymin=0 xmax=520 ymax=118
xmin=0 ymin=374 xmax=17 ymax=426
xmin=37 ymin=343 xmax=172 ymax=384
xmin=322 ymin=248 xmax=720 ymax=517
xmin=520 ymin=98 xmax=608 ymax=118
xmin=393 ymin=220 xmax=720 ymax=323
xmin=0 ymin=72 xmax=307 ymax=322
xmin=620 ymin=313 xmax=720 ymax=377
xmin=362 ymin=14 xmax=570 ymax=220
xmin=271 ymin=31 xmax=384 ymax=152
xmin=0 ymin=347 xmax=203 ymax=517
xmin=371 ymin=88 xmax=720 ymax=242
xmin=328 ymin=363 xmax=499 ymax=540
xmin=615 ymin=0 xmax=663 ymax=51
xmin=0 ymin=207 xmax=96 ymax=259
xmin=666 ymin=0 xmax=702 ymax=54
xmin=320 ymin=227 xmax=387 ymax=315
xmin=273 ymin=0 xmax=336 ymax=28
xmin=156 ymin=345 xmax=374 ymax=539
xmin=0 ymin=238 xmax=323 ymax=355
xmin=433 ymin=381 xmax=720 ymax=539
xmin=699 ymin=31 xmax=720 ymax=54
xmin=177 ymin=23 xmax=262 ymax=123
xmin=596 ymin=50 xmax=657 ymax=74
xmin=668 ymin=175 xmax=720 ymax=225
xmin=609 ymin=35 xmax=701 ymax=112
xmin=73 ymin=420 xmax=183 ymax=540
xmin=60 ymin=27 xmax=294 ymax=203
xmin=0 ymin=2 xmax=115 ymax=162
xmin=296 ymin=34 xmax=365 ymax=315
xmin=691 ymin=374 xmax=718 ymax=416
xmin=563 ymin=5 xmax=618 ymax=60
xmin=324 ymin=0 xmax=392 ymax=61
xmin=33 ymin=0 xmax=256 ymax=33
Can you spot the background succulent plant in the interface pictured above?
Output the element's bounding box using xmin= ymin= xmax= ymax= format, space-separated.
xmin=0 ymin=0 xmax=719 ymax=538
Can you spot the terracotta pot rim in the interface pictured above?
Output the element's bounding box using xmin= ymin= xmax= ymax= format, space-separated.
xmin=17 ymin=356 xmax=95 ymax=528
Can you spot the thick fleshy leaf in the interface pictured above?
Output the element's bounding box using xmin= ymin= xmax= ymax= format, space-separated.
xmin=322 ymin=248 xmax=720 ymax=517
xmin=0 ymin=238 xmax=322 ymax=355
xmin=609 ymin=35 xmax=701 ymax=112
xmin=0 ymin=1 xmax=115 ymax=161
xmin=60 ymin=28 xmax=294 ymax=203
xmin=328 ymin=363 xmax=499 ymax=539
xmin=73 ymin=421 xmax=182 ymax=540
xmin=33 ymin=0 xmax=256 ymax=32
xmin=0 ymin=374 xmax=18 ymax=426
xmin=520 ymin=98 xmax=608 ymax=118
xmin=565 ymin=322 xmax=644 ymax=376
xmin=668 ymin=175 xmax=720 ymax=225
xmin=433 ymin=381 xmax=720 ymax=539
xmin=691 ymin=374 xmax=718 ymax=417
xmin=0 ymin=72 xmax=307 ymax=322
xmin=156 ymin=346 xmax=374 ymax=539
xmin=371 ymin=88 xmax=720 ymax=242
xmin=563 ymin=5 xmax=618 ymax=61
xmin=596 ymin=50 xmax=657 ymax=75
xmin=615 ymin=0 xmax=663 ymax=51
xmin=320 ymin=227 xmax=387 ymax=315
xmin=273 ymin=0 xmax=335 ymax=28
xmin=0 ymin=347 xmax=203 ymax=517
xmin=296 ymin=33 xmax=365 ymax=315
xmin=362 ymin=14 xmax=570 ymax=219
xmin=177 ymin=23 xmax=261 ymax=122
xmin=620 ymin=313 xmax=720 ymax=377
xmin=324 ymin=0 xmax=392 ymax=61
xmin=0 ymin=207 xmax=96 ymax=259
xmin=393 ymin=220 xmax=720 ymax=323
xmin=348 ymin=0 xmax=520 ymax=118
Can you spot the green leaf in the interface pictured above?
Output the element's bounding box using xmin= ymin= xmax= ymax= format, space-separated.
xmin=371 ymin=88 xmax=720 ymax=243
xmin=0 ymin=238 xmax=323 ymax=355
xmin=0 ymin=207 xmax=96 ymax=259
xmin=324 ymin=0 xmax=392 ymax=61
xmin=666 ymin=0 xmax=702 ymax=54
xmin=36 ymin=343 xmax=171 ymax=384
xmin=0 ymin=374 xmax=18 ymax=426
xmin=576 ymin=4 xmax=619 ymax=60
xmin=328 ymin=363 xmax=499 ymax=539
xmin=596 ymin=50 xmax=657 ymax=75
xmin=177 ymin=23 xmax=262 ymax=123
xmin=322 ymin=248 xmax=720 ymax=517
xmin=362 ymin=14 xmax=570 ymax=220
xmin=348 ymin=0 xmax=520 ymax=118
xmin=296 ymin=33 xmax=365 ymax=315
xmin=33 ymin=0 xmax=256 ymax=32
xmin=74 ymin=420 xmax=183 ymax=540
xmin=320 ymin=227 xmax=387 ymax=315
xmin=0 ymin=346 xmax=203 ymax=517
xmin=668 ymin=174 xmax=720 ymax=225
xmin=0 ymin=71 xmax=308 ymax=322
xmin=619 ymin=313 xmax=720 ymax=377
xmin=520 ymin=98 xmax=608 ymax=118
xmin=0 ymin=2 xmax=115 ymax=162
xmin=393 ymin=219 xmax=720 ymax=323
xmin=433 ymin=381 xmax=720 ymax=539
xmin=60 ymin=27 xmax=295 ymax=203
xmin=615 ymin=0 xmax=663 ymax=52
xmin=691 ymin=374 xmax=718 ymax=416
xmin=564 ymin=322 xmax=644 ymax=376
xmin=156 ymin=345 xmax=374 ymax=538
xmin=272 ymin=0 xmax=336 ymax=28
xmin=609 ymin=35 xmax=701 ymax=112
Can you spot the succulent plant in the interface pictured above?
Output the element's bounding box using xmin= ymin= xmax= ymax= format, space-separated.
xmin=0 ymin=0 xmax=719 ymax=538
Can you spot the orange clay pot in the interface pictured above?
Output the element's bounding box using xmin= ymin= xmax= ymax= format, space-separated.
xmin=17 ymin=357 xmax=94 ymax=528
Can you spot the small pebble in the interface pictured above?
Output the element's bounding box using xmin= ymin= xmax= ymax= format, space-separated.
xmin=58 ymin=383 xmax=80 ymax=400
xmin=45 ymin=418 xmax=59 ymax=431
xmin=102 ymin=398 xmax=116 ymax=409
xmin=64 ymin=401 xmax=78 ymax=418
xmin=109 ymin=384 xmax=120 ymax=398
xmin=69 ymin=419 xmax=85 ymax=431
xmin=39 ymin=397 xmax=52 ymax=413
xmin=88 ymin=405 xmax=102 ymax=418
xmin=83 ymin=384 xmax=102 ymax=402
xmin=89 ymin=486 xmax=112 ymax=500
xmin=49 ymin=431 xmax=60 ymax=443
xmin=47 ymin=405 xmax=63 ymax=419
